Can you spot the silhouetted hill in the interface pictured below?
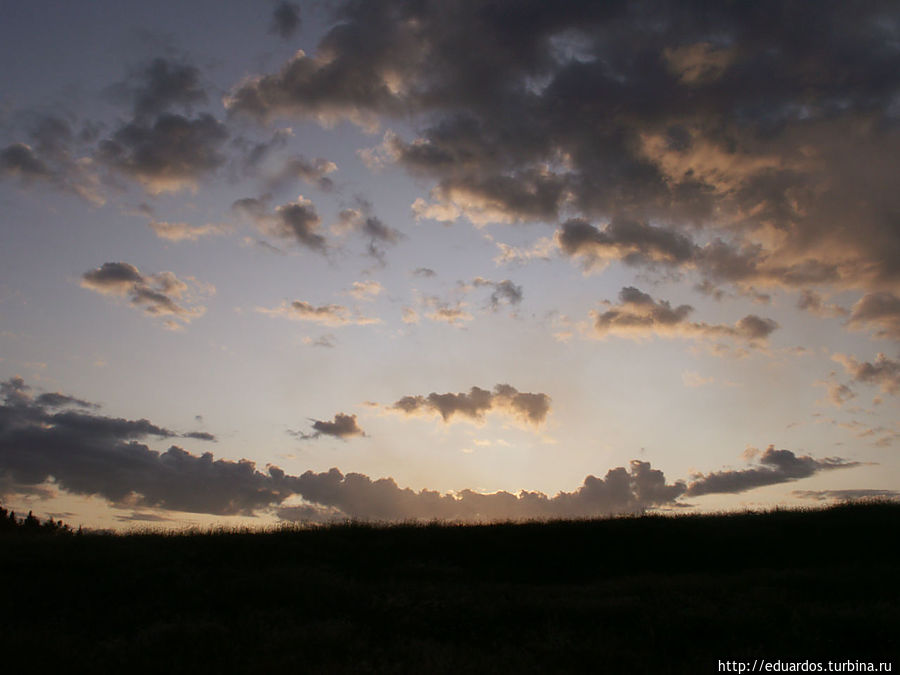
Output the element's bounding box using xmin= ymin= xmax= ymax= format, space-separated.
xmin=1 ymin=502 xmax=897 ymax=673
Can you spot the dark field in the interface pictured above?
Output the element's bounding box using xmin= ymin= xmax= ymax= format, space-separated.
xmin=1 ymin=502 xmax=897 ymax=674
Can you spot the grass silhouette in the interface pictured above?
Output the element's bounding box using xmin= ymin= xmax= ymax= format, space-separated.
xmin=1 ymin=501 xmax=897 ymax=673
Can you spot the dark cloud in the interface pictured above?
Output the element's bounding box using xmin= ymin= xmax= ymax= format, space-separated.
xmin=227 ymin=0 xmax=900 ymax=295
xmin=97 ymin=113 xmax=228 ymax=193
xmin=182 ymin=431 xmax=217 ymax=442
xmin=270 ymin=2 xmax=302 ymax=39
xmin=361 ymin=215 xmax=401 ymax=245
xmin=296 ymin=413 xmax=365 ymax=440
xmin=592 ymin=286 xmax=778 ymax=344
xmin=0 ymin=378 xmax=687 ymax=521
xmin=272 ymin=197 xmax=326 ymax=250
xmin=554 ymin=219 xmax=846 ymax=295
xmin=234 ymin=195 xmax=328 ymax=251
xmin=115 ymin=511 xmax=175 ymax=523
xmin=110 ymin=58 xmax=208 ymax=122
xmin=231 ymin=195 xmax=270 ymax=220
xmin=5 ymin=379 xmax=865 ymax=522
xmin=389 ymin=384 xmax=550 ymax=427
xmin=279 ymin=460 xmax=686 ymax=522
xmin=34 ymin=392 xmax=99 ymax=410
xmin=557 ymin=218 xmax=696 ymax=271
xmin=686 ymin=445 xmax=860 ymax=496
xmin=0 ymin=143 xmax=52 ymax=179
xmin=413 ymin=267 xmax=437 ymax=278
xmin=92 ymin=58 xmax=221 ymax=195
xmin=0 ymin=117 xmax=104 ymax=204
xmin=0 ymin=378 xmax=291 ymax=515
xmin=81 ymin=262 xmax=210 ymax=329
xmin=833 ymin=353 xmax=900 ymax=395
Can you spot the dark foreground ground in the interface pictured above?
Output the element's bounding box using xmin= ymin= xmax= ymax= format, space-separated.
xmin=1 ymin=502 xmax=898 ymax=674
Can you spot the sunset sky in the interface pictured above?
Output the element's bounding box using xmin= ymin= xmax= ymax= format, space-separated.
xmin=2 ymin=0 xmax=899 ymax=529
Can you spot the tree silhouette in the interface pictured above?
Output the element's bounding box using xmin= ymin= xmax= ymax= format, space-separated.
xmin=0 ymin=503 xmax=73 ymax=535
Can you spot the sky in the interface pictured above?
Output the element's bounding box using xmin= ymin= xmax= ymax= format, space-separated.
xmin=1 ymin=0 xmax=899 ymax=530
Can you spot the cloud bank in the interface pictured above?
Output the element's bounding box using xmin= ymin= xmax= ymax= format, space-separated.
xmin=0 ymin=379 xmax=862 ymax=521
xmin=225 ymin=1 xmax=900 ymax=300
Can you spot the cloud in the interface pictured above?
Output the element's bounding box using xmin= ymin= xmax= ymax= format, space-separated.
xmin=846 ymin=292 xmax=900 ymax=340
xmin=257 ymin=300 xmax=379 ymax=327
xmin=302 ymin=334 xmax=337 ymax=348
xmin=236 ymin=127 xmax=292 ymax=170
xmin=233 ymin=195 xmax=327 ymax=251
xmin=270 ymin=197 xmax=326 ymax=250
xmin=797 ymin=289 xmax=848 ymax=318
xmin=34 ymin=392 xmax=99 ymax=410
xmin=492 ymin=236 xmax=555 ymax=266
xmin=686 ymin=445 xmax=860 ymax=496
xmin=421 ymin=296 xmax=473 ymax=325
xmin=226 ymin=1 xmax=900 ymax=296
xmin=109 ymin=58 xmax=208 ymax=122
xmin=388 ymin=384 xmax=551 ymax=427
xmin=792 ymin=489 xmax=900 ymax=502
xmin=332 ymin=197 xmax=403 ymax=263
xmin=231 ymin=195 xmax=270 ymax=221
xmin=6 ymin=380 xmax=866 ymax=522
xmin=412 ymin=267 xmax=436 ymax=278
xmin=97 ymin=113 xmax=229 ymax=193
xmin=270 ymin=2 xmax=301 ymax=39
xmin=471 ymin=277 xmax=523 ymax=310
xmin=1 ymin=143 xmax=52 ymax=180
xmin=277 ymin=460 xmax=687 ymax=522
xmin=294 ymin=413 xmax=365 ymax=440
xmin=225 ymin=37 xmax=408 ymax=128
xmin=347 ymin=280 xmax=383 ymax=301
xmin=0 ymin=378 xmax=291 ymax=515
xmin=267 ymin=155 xmax=337 ymax=192
xmin=591 ymin=287 xmax=778 ymax=344
xmin=182 ymin=431 xmax=216 ymax=442
xmin=0 ymin=378 xmax=690 ymax=521
xmin=833 ymin=353 xmax=900 ymax=395
xmin=820 ymin=380 xmax=857 ymax=407
xmin=148 ymin=221 xmax=228 ymax=242
xmin=554 ymin=220 xmax=848 ymax=296
xmin=0 ymin=117 xmax=104 ymax=204
xmin=81 ymin=262 xmax=212 ymax=328
xmin=115 ymin=511 xmax=175 ymax=523
xmin=90 ymin=58 xmax=226 ymax=193
xmin=557 ymin=218 xmax=696 ymax=271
